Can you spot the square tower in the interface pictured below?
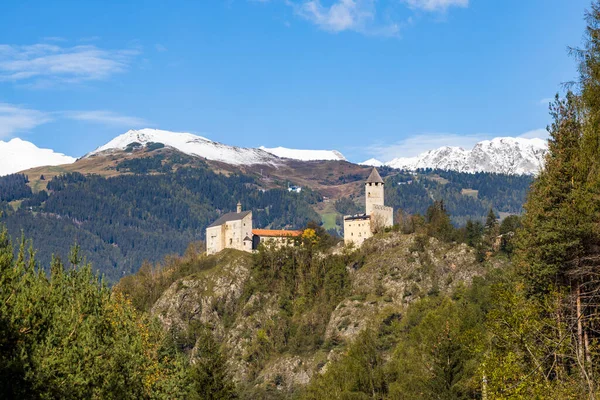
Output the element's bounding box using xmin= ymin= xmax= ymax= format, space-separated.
xmin=365 ymin=167 xmax=385 ymax=215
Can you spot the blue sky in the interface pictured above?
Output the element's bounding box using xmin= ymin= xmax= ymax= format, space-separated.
xmin=0 ymin=0 xmax=591 ymax=162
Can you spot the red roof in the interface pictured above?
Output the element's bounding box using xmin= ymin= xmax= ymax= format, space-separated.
xmin=252 ymin=229 xmax=303 ymax=237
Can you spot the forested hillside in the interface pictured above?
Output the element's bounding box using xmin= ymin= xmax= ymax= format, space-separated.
xmin=0 ymin=161 xmax=321 ymax=281
xmin=384 ymin=169 xmax=532 ymax=226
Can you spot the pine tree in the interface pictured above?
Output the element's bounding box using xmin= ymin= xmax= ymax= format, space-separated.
xmin=189 ymin=326 xmax=237 ymax=400
xmin=516 ymin=92 xmax=585 ymax=292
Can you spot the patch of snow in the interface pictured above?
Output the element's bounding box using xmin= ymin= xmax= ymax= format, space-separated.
xmin=385 ymin=137 xmax=548 ymax=175
xmin=88 ymin=128 xmax=280 ymax=166
xmin=0 ymin=138 xmax=76 ymax=177
xmin=359 ymin=158 xmax=384 ymax=167
xmin=259 ymin=146 xmax=346 ymax=161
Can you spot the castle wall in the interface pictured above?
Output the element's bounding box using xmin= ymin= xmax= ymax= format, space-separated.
xmin=371 ymin=204 xmax=394 ymax=230
xmin=343 ymin=216 xmax=372 ymax=246
xmin=206 ymin=225 xmax=224 ymax=255
xmin=223 ymin=214 xmax=253 ymax=252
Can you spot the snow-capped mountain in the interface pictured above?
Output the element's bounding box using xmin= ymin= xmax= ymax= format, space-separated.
xmin=0 ymin=138 xmax=76 ymax=177
xmin=364 ymin=137 xmax=548 ymax=175
xmin=88 ymin=128 xmax=348 ymax=164
xmin=259 ymin=146 xmax=346 ymax=162
xmin=88 ymin=129 xmax=280 ymax=166
xmin=360 ymin=158 xmax=383 ymax=167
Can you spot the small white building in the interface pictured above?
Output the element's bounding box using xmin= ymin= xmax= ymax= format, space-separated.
xmin=343 ymin=168 xmax=394 ymax=246
xmin=206 ymin=202 xmax=253 ymax=255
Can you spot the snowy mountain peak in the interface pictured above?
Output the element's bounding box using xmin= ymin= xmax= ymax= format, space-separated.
xmin=0 ymin=138 xmax=76 ymax=177
xmin=359 ymin=158 xmax=383 ymax=167
xmin=88 ymin=128 xmax=280 ymax=166
xmin=259 ymin=146 xmax=347 ymax=162
xmin=384 ymin=136 xmax=548 ymax=175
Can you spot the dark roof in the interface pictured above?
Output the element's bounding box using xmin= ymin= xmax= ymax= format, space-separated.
xmin=366 ymin=167 xmax=384 ymax=184
xmin=208 ymin=210 xmax=251 ymax=228
xmin=344 ymin=214 xmax=370 ymax=221
xmin=243 ymin=236 xmax=252 ymax=241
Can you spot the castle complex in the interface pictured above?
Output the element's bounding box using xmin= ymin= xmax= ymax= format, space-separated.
xmin=206 ymin=202 xmax=303 ymax=255
xmin=343 ymin=168 xmax=394 ymax=246
xmin=206 ymin=167 xmax=393 ymax=254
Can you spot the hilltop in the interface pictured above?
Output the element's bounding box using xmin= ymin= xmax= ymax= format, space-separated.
xmin=115 ymin=227 xmax=511 ymax=398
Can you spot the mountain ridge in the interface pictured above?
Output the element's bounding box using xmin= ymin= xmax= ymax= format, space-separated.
xmin=3 ymin=129 xmax=549 ymax=177
xmin=363 ymin=136 xmax=548 ymax=175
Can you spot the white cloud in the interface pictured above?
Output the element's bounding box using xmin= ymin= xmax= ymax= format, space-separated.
xmin=289 ymin=0 xmax=401 ymax=36
xmin=0 ymin=43 xmax=140 ymax=86
xmin=155 ymin=43 xmax=168 ymax=52
xmin=0 ymin=103 xmax=52 ymax=139
xmin=63 ymin=110 xmax=150 ymax=127
xmin=400 ymin=0 xmax=468 ymax=12
xmin=367 ymin=129 xmax=547 ymax=161
xmin=539 ymin=97 xmax=554 ymax=105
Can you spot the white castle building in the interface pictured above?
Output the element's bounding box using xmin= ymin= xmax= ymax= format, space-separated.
xmin=206 ymin=202 xmax=304 ymax=255
xmin=206 ymin=202 xmax=253 ymax=255
xmin=343 ymin=168 xmax=394 ymax=246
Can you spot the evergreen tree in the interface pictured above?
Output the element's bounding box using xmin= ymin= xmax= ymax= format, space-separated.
xmin=189 ymin=326 xmax=237 ymax=400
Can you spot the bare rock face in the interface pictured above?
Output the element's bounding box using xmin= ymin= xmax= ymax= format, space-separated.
xmin=324 ymin=233 xmax=483 ymax=346
xmin=258 ymin=355 xmax=315 ymax=391
xmin=151 ymin=250 xmax=252 ymax=335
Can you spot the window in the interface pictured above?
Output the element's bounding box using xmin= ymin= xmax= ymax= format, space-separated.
xmin=229 ymin=238 xmax=232 ymax=245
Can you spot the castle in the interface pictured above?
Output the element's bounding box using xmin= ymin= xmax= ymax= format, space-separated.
xmin=206 ymin=202 xmax=303 ymax=255
xmin=343 ymin=167 xmax=394 ymax=246
xmin=206 ymin=202 xmax=253 ymax=255
xmin=206 ymin=167 xmax=393 ymax=254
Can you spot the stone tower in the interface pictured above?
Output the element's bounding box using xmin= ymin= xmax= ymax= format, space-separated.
xmin=365 ymin=167 xmax=385 ymax=216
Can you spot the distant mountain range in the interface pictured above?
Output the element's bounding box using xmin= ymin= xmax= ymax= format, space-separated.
xmin=0 ymin=129 xmax=549 ymax=176
xmin=362 ymin=137 xmax=548 ymax=175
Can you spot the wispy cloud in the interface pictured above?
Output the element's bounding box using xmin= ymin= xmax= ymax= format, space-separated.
xmin=288 ymin=0 xmax=401 ymax=36
xmin=0 ymin=103 xmax=52 ymax=139
xmin=366 ymin=129 xmax=547 ymax=161
xmin=539 ymin=97 xmax=554 ymax=106
xmin=400 ymin=0 xmax=468 ymax=12
xmin=0 ymin=43 xmax=140 ymax=87
xmin=155 ymin=43 xmax=168 ymax=52
xmin=63 ymin=110 xmax=150 ymax=127
xmin=254 ymin=0 xmax=467 ymax=37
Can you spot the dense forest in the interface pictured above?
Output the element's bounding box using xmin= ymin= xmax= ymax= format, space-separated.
xmin=385 ymin=170 xmax=532 ymax=226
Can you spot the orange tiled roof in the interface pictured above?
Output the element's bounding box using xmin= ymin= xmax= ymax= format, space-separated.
xmin=252 ymin=229 xmax=303 ymax=237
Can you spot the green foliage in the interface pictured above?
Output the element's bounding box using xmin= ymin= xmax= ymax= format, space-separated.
xmin=385 ymin=170 xmax=532 ymax=227
xmin=0 ymin=173 xmax=32 ymax=202
xmin=425 ymin=200 xmax=455 ymax=242
xmin=188 ymin=323 xmax=238 ymax=400
xmin=0 ymin=226 xmax=193 ymax=399
xmin=334 ymin=197 xmax=362 ymax=216
xmin=243 ymin=241 xmax=351 ymax=362
xmin=302 ymin=274 xmax=500 ymax=400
